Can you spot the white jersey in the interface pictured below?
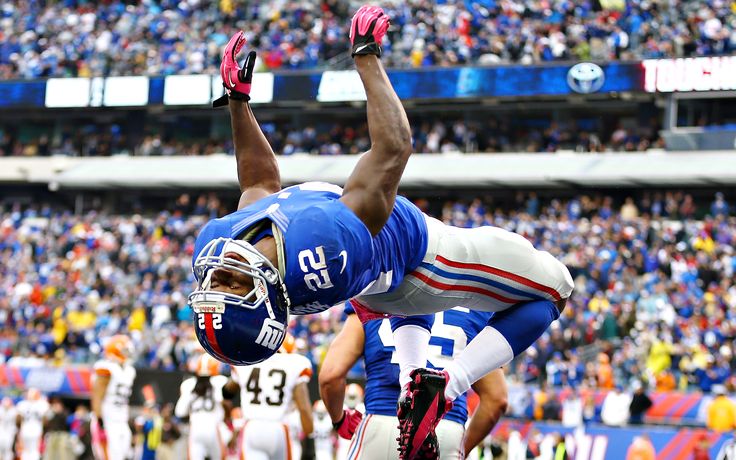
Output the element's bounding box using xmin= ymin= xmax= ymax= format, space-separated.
xmin=0 ymin=405 xmax=17 ymax=435
xmin=175 ymin=375 xmax=228 ymax=426
xmin=16 ymin=398 xmax=49 ymax=437
xmin=313 ymin=414 xmax=334 ymax=460
xmin=232 ymin=353 xmax=312 ymax=423
xmin=93 ymin=359 xmax=136 ymax=424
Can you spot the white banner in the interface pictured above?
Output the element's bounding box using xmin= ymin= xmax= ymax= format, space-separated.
xmin=103 ymin=76 xmax=149 ymax=106
xmin=317 ymin=70 xmax=367 ymax=102
xmin=45 ymin=78 xmax=90 ymax=107
xmin=164 ymin=74 xmax=212 ymax=105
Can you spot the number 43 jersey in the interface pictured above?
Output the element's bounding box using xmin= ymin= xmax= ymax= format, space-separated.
xmin=231 ymin=353 xmax=313 ymax=422
xmin=193 ymin=182 xmax=428 ymax=315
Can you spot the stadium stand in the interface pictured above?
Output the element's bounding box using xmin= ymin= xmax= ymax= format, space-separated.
xmin=2 ymin=191 xmax=733 ymax=399
xmin=1 ymin=0 xmax=736 ymax=78
xmin=0 ymin=114 xmax=664 ymax=157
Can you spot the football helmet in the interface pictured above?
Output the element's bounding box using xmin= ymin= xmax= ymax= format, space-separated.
xmin=345 ymin=383 xmax=365 ymax=409
xmin=104 ymin=335 xmax=134 ymax=364
xmin=189 ymin=237 xmax=290 ymax=365
xmin=193 ymin=353 xmax=221 ymax=377
xmin=279 ymin=333 xmax=296 ymax=354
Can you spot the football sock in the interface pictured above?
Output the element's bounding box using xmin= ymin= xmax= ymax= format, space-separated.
xmin=444 ymin=300 xmax=560 ymax=400
xmin=390 ymin=316 xmax=434 ymax=388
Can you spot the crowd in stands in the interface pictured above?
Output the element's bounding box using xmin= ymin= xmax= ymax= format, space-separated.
xmin=1 ymin=0 xmax=736 ymax=79
xmin=1 ymin=190 xmax=734 ymax=404
xmin=0 ymin=115 xmax=663 ymax=156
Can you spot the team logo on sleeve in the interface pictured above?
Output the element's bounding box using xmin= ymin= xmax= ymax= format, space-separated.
xmin=255 ymin=318 xmax=286 ymax=350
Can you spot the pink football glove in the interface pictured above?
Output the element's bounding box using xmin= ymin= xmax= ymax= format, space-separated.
xmin=333 ymin=408 xmax=363 ymax=440
xmin=349 ymin=5 xmax=390 ymax=58
xmin=213 ymin=31 xmax=256 ymax=108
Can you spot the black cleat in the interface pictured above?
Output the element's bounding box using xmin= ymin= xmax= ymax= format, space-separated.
xmin=396 ymin=368 xmax=452 ymax=460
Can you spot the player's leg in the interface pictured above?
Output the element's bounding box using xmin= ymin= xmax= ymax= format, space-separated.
xmin=444 ymin=300 xmax=560 ymax=401
xmin=20 ymin=433 xmax=40 ymax=460
xmin=339 ymin=6 xmax=413 ymax=236
xmin=102 ymin=425 xmax=120 ymax=460
xmin=0 ymin=434 xmax=12 ymax=460
xmin=389 ymin=316 xmax=434 ymax=388
xmin=89 ymin=420 xmax=109 ymax=460
xmin=345 ymin=414 xmax=395 ymax=460
xmin=187 ymin=436 xmax=206 ymax=460
xmin=435 ymin=420 xmax=465 ymax=460
xmin=242 ymin=421 xmax=287 ymax=460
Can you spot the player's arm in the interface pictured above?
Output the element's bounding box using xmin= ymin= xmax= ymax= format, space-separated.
xmin=318 ymin=314 xmax=365 ymax=423
xmin=173 ymin=382 xmax=190 ymax=421
xmin=293 ymin=381 xmax=314 ymax=436
xmin=91 ymin=371 xmax=111 ymax=422
xmin=215 ymin=32 xmax=281 ymax=209
xmin=463 ymin=369 xmax=508 ymax=457
xmin=231 ymin=100 xmax=282 ymax=209
xmin=339 ymin=7 xmax=413 ymax=236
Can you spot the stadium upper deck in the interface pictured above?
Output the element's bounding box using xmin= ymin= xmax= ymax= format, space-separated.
xmin=1 ymin=0 xmax=734 ymax=79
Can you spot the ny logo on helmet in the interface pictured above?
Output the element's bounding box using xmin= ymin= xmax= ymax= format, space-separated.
xmin=255 ymin=318 xmax=285 ymax=350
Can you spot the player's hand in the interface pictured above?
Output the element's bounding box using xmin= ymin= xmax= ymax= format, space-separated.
xmin=92 ymin=415 xmax=107 ymax=442
xmin=333 ymin=408 xmax=363 ymax=440
xmin=301 ymin=436 xmax=316 ymax=460
xmin=349 ymin=5 xmax=389 ymax=58
xmin=213 ymin=31 xmax=256 ymax=108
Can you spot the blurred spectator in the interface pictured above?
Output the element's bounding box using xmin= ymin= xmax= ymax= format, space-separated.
xmin=135 ymin=402 xmax=163 ymax=460
xmin=44 ymin=398 xmax=72 ymax=460
xmin=561 ymin=392 xmax=583 ymax=428
xmin=712 ymin=192 xmax=731 ymax=217
xmin=626 ymin=434 xmax=656 ymax=460
xmin=552 ymin=433 xmax=569 ymax=460
xmin=693 ymin=433 xmax=712 ymax=460
xmin=533 ymin=382 xmax=550 ymax=421
xmin=541 ymin=390 xmax=562 ymax=421
xmin=67 ymin=405 xmax=93 ymax=460
xmin=706 ymin=385 xmax=736 ymax=433
xmin=157 ymin=404 xmax=181 ymax=460
xmin=601 ymin=386 xmax=631 ymax=426
xmin=629 ymin=381 xmax=653 ymax=425
xmin=1 ymin=0 xmax=736 ymax=79
xmin=596 ymin=353 xmax=614 ymax=389
xmin=0 ymin=114 xmax=663 ymax=158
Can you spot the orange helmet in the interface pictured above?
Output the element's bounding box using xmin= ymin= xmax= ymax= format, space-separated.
xmin=279 ymin=334 xmax=296 ymax=354
xmin=27 ymin=388 xmax=41 ymax=401
xmin=104 ymin=335 xmax=134 ymax=363
xmin=194 ymin=353 xmax=220 ymax=377
xmin=345 ymin=383 xmax=364 ymax=409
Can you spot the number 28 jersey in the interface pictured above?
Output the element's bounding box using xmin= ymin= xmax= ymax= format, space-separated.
xmin=93 ymin=359 xmax=136 ymax=424
xmin=231 ymin=353 xmax=313 ymax=422
xmin=193 ymin=182 xmax=428 ymax=315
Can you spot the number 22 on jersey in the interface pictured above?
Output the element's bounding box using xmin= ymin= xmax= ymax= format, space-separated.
xmin=298 ymin=246 xmax=334 ymax=291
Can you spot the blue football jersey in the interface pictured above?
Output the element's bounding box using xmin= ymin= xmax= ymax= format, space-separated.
xmin=347 ymin=303 xmax=493 ymax=425
xmin=193 ymin=182 xmax=428 ymax=315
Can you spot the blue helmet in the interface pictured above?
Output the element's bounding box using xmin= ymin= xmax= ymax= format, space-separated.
xmin=188 ymin=237 xmax=291 ymax=365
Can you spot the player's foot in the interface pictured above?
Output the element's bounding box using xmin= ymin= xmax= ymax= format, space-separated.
xmin=415 ymin=430 xmax=440 ymax=459
xmin=396 ymin=368 xmax=452 ymax=460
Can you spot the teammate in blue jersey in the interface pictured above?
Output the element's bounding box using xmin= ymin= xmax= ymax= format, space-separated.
xmin=318 ymin=304 xmax=508 ymax=459
xmin=190 ymin=5 xmax=573 ymax=459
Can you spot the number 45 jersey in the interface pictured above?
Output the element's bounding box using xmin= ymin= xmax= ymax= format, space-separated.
xmin=231 ymin=353 xmax=313 ymax=422
xmin=193 ymin=182 xmax=428 ymax=315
